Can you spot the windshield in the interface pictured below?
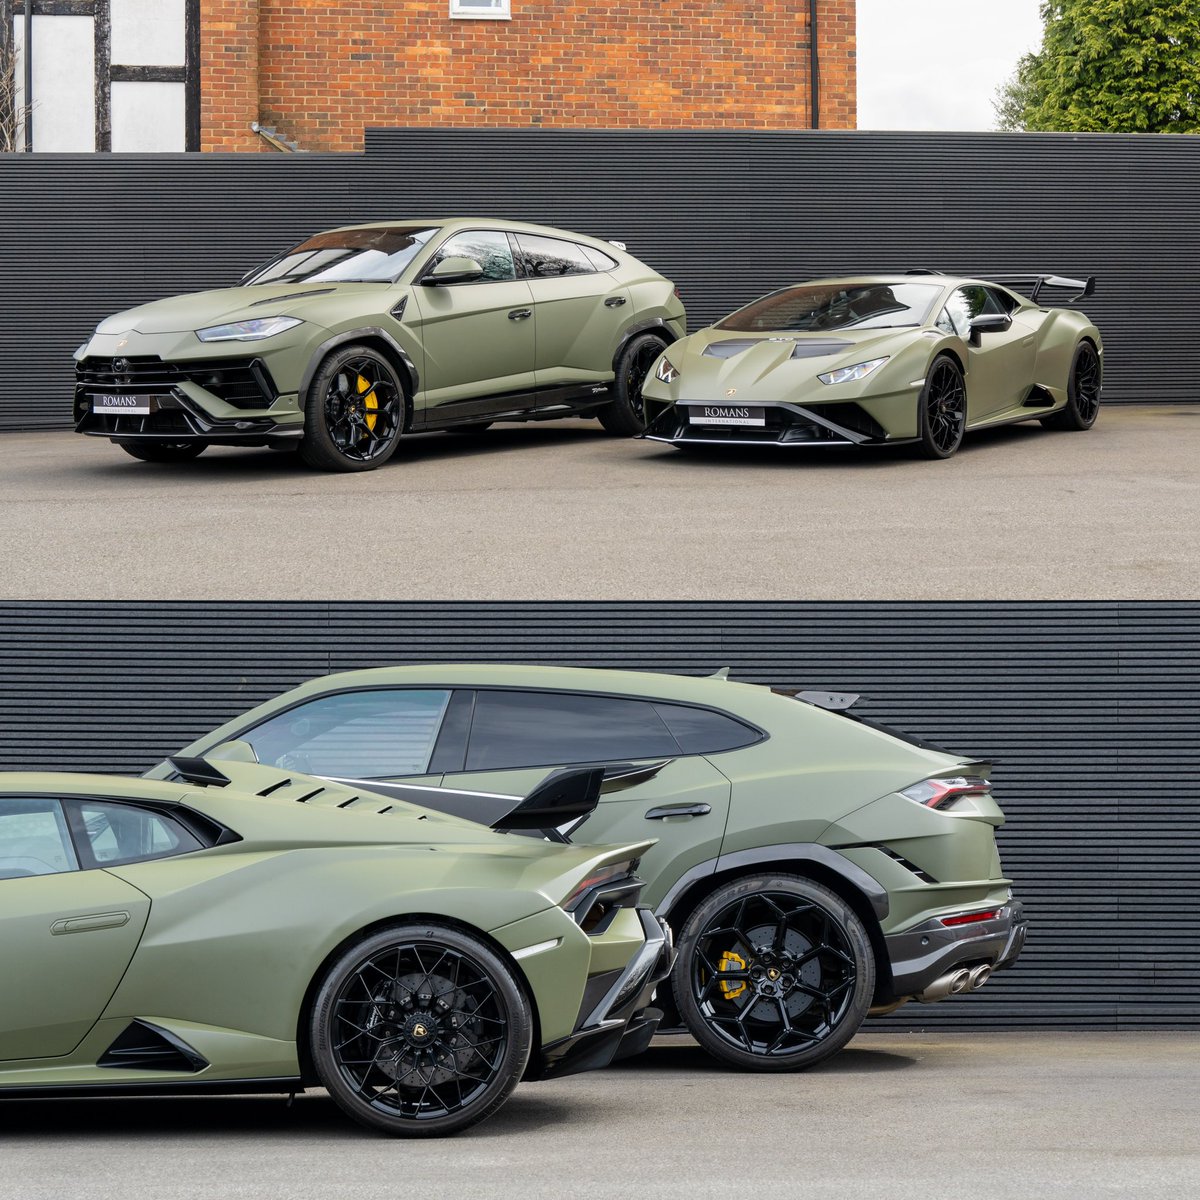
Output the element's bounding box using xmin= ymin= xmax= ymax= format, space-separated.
xmin=243 ymin=225 xmax=440 ymax=285
xmin=717 ymin=282 xmax=943 ymax=333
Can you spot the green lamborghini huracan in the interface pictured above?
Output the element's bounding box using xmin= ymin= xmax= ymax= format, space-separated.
xmin=0 ymin=758 xmax=670 ymax=1135
xmin=640 ymin=272 xmax=1102 ymax=457
xmin=72 ymin=218 xmax=685 ymax=471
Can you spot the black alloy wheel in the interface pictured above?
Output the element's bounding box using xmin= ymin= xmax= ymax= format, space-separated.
xmin=117 ymin=440 xmax=207 ymax=463
xmin=598 ymin=333 xmax=668 ymax=436
xmin=310 ymin=924 xmax=532 ymax=1136
xmin=300 ymin=344 xmax=405 ymax=472
xmin=1041 ymin=341 xmax=1101 ymax=431
xmin=672 ymin=874 xmax=874 ymax=1071
xmin=917 ymin=355 xmax=967 ymax=459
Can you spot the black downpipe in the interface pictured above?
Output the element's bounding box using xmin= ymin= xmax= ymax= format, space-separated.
xmin=809 ymin=0 xmax=820 ymax=129
xmin=23 ymin=0 xmax=32 ymax=151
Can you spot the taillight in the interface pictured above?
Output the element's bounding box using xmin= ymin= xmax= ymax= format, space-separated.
xmin=562 ymin=862 xmax=634 ymax=912
xmin=899 ymin=776 xmax=991 ymax=809
xmin=940 ymin=909 xmax=1000 ymax=927
xmin=673 ymin=285 xmax=682 ymax=301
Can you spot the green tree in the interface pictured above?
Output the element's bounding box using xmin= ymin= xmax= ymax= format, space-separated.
xmin=993 ymin=0 xmax=1200 ymax=132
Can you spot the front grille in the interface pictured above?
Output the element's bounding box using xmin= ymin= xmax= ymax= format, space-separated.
xmin=76 ymin=356 xmax=277 ymax=409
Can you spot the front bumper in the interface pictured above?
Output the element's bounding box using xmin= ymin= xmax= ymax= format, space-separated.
xmin=884 ymin=899 xmax=1028 ymax=1000
xmin=642 ymin=399 xmax=899 ymax=448
xmin=537 ymin=908 xmax=674 ymax=1079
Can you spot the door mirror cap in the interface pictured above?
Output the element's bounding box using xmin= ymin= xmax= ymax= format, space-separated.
xmin=424 ymin=256 xmax=485 ymax=285
xmin=968 ymin=313 xmax=1012 ymax=345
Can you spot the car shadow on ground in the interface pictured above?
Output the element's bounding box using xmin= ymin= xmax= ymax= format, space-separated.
xmin=641 ymin=420 xmax=1048 ymax=471
xmin=0 ymin=1043 xmax=917 ymax=1141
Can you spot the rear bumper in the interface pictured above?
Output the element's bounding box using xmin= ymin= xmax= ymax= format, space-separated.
xmin=537 ymin=908 xmax=673 ymax=1080
xmin=884 ymin=899 xmax=1027 ymax=999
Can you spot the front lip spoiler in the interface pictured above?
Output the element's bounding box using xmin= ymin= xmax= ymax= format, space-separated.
xmin=536 ymin=909 xmax=673 ymax=1080
xmin=641 ymin=400 xmax=905 ymax=447
xmin=883 ymin=899 xmax=1028 ymax=1000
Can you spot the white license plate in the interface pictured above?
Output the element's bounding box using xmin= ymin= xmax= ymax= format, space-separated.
xmin=92 ymin=394 xmax=157 ymax=415
xmin=688 ymin=405 xmax=766 ymax=427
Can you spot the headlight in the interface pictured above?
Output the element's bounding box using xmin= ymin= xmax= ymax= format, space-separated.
xmin=817 ymin=356 xmax=889 ymax=385
xmin=655 ymin=356 xmax=680 ymax=384
xmin=195 ymin=316 xmax=303 ymax=343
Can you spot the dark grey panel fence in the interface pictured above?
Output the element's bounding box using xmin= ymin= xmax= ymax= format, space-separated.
xmin=2 ymin=129 xmax=1200 ymax=431
xmin=1 ymin=600 xmax=1197 ymax=1031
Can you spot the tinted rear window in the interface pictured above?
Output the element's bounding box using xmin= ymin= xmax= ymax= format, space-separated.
xmin=653 ymin=703 xmax=762 ymax=754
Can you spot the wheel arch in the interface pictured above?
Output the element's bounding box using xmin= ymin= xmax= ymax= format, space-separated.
xmin=294 ymin=912 xmax=543 ymax=1087
xmin=298 ymin=328 xmax=418 ymax=428
xmin=657 ymin=846 xmax=893 ymax=1005
xmin=610 ymin=319 xmax=677 ymax=374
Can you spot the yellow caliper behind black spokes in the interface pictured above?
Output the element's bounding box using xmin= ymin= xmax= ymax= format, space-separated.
xmin=718 ymin=949 xmax=747 ymax=1000
xmin=356 ymin=374 xmax=378 ymax=433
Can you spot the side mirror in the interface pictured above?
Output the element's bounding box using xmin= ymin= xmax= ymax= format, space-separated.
xmin=968 ymin=313 xmax=1012 ymax=345
xmin=423 ymin=256 xmax=484 ymax=286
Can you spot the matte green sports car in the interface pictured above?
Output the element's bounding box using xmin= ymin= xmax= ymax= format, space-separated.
xmin=73 ymin=218 xmax=685 ymax=471
xmin=0 ymin=758 xmax=670 ymax=1135
xmin=640 ymin=272 xmax=1101 ymax=458
xmin=155 ymin=664 xmax=1028 ymax=1073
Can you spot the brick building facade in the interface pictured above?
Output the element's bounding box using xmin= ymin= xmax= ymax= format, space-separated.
xmin=201 ymin=0 xmax=856 ymax=153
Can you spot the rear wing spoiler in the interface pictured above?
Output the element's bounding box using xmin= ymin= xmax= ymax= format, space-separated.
xmin=989 ymin=274 xmax=1095 ymax=304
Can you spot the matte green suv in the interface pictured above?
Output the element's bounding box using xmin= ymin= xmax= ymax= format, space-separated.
xmin=156 ymin=664 xmax=1028 ymax=1073
xmin=73 ymin=219 xmax=685 ymax=471
xmin=0 ymin=759 xmax=670 ymax=1136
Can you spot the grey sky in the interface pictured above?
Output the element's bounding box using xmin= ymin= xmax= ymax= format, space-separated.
xmin=857 ymin=0 xmax=1044 ymax=130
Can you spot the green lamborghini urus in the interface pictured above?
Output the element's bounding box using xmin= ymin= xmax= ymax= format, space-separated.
xmin=73 ymin=218 xmax=685 ymax=471
xmin=0 ymin=759 xmax=671 ymax=1135
xmin=156 ymin=664 xmax=1029 ymax=1073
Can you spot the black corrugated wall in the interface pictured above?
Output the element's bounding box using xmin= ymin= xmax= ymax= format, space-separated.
xmin=1 ymin=600 xmax=1196 ymax=1031
xmin=3 ymin=128 xmax=1200 ymax=431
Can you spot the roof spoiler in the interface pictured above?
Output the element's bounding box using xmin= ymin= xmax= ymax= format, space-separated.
xmin=168 ymin=756 xmax=232 ymax=788
xmin=491 ymin=766 xmax=605 ymax=831
xmin=792 ymin=690 xmax=862 ymax=712
xmin=990 ymin=274 xmax=1095 ymax=304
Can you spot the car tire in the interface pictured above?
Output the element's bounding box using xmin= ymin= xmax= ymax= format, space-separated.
xmin=1040 ymin=340 xmax=1101 ymax=431
xmin=310 ymin=922 xmax=533 ymax=1137
xmin=672 ymin=873 xmax=875 ymax=1072
xmin=117 ymin=440 xmax=207 ymax=463
xmin=916 ymin=355 xmax=967 ymax=459
xmin=299 ymin=344 xmax=407 ymax=472
xmin=598 ymin=333 xmax=668 ymax=436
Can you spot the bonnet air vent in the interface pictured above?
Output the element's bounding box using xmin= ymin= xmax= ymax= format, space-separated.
xmin=702 ymin=340 xmax=759 ymax=359
xmin=98 ymin=1020 xmax=209 ymax=1073
xmin=702 ymin=338 xmax=854 ymax=360
xmin=789 ymin=339 xmax=854 ymax=359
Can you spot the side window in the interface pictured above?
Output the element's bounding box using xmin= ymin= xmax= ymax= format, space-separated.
xmin=0 ymin=798 xmax=78 ymax=879
xmin=427 ymin=231 xmax=516 ymax=282
xmin=652 ymin=703 xmax=762 ymax=754
xmin=241 ymin=689 xmax=452 ymax=778
xmin=465 ymin=691 xmax=681 ymax=770
xmin=985 ymin=286 xmax=1018 ymax=314
xmin=583 ymin=246 xmax=620 ymax=272
xmin=67 ymin=800 xmax=203 ymax=868
xmin=939 ymin=285 xmax=1009 ymax=337
xmin=515 ymin=234 xmax=598 ymax=278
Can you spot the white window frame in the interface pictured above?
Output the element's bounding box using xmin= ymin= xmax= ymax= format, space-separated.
xmin=449 ymin=0 xmax=511 ymax=19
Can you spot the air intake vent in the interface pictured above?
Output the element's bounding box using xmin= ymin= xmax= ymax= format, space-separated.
xmin=98 ymin=1020 xmax=208 ymax=1073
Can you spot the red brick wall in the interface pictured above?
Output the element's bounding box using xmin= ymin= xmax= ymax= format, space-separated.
xmin=202 ymin=1 xmax=856 ymax=153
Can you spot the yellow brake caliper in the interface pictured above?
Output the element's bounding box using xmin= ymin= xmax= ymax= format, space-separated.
xmin=718 ymin=950 xmax=747 ymax=1000
xmin=356 ymin=374 xmax=378 ymax=432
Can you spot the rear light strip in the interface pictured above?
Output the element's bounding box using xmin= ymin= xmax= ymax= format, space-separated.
xmin=940 ymin=909 xmax=1000 ymax=927
xmin=899 ymin=776 xmax=992 ymax=809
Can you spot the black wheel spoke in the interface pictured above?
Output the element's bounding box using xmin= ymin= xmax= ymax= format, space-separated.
xmin=691 ymin=889 xmax=859 ymax=1059
xmin=320 ymin=354 xmax=403 ymax=463
xmin=328 ymin=938 xmax=508 ymax=1122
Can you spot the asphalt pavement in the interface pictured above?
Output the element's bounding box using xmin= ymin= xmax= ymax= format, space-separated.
xmin=1 ymin=405 xmax=1198 ymax=598
xmin=1 ymin=1033 xmax=1196 ymax=1199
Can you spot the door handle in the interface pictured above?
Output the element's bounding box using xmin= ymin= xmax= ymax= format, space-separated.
xmin=508 ymin=309 xmax=532 ymax=321
xmin=604 ymin=296 xmax=627 ymax=308
xmin=50 ymin=911 xmax=131 ymax=936
xmin=645 ymin=803 xmax=711 ymax=820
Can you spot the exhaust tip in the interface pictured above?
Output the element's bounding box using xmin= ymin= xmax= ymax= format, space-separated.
xmin=968 ymin=964 xmax=992 ymax=991
xmin=948 ymin=968 xmax=972 ymax=994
